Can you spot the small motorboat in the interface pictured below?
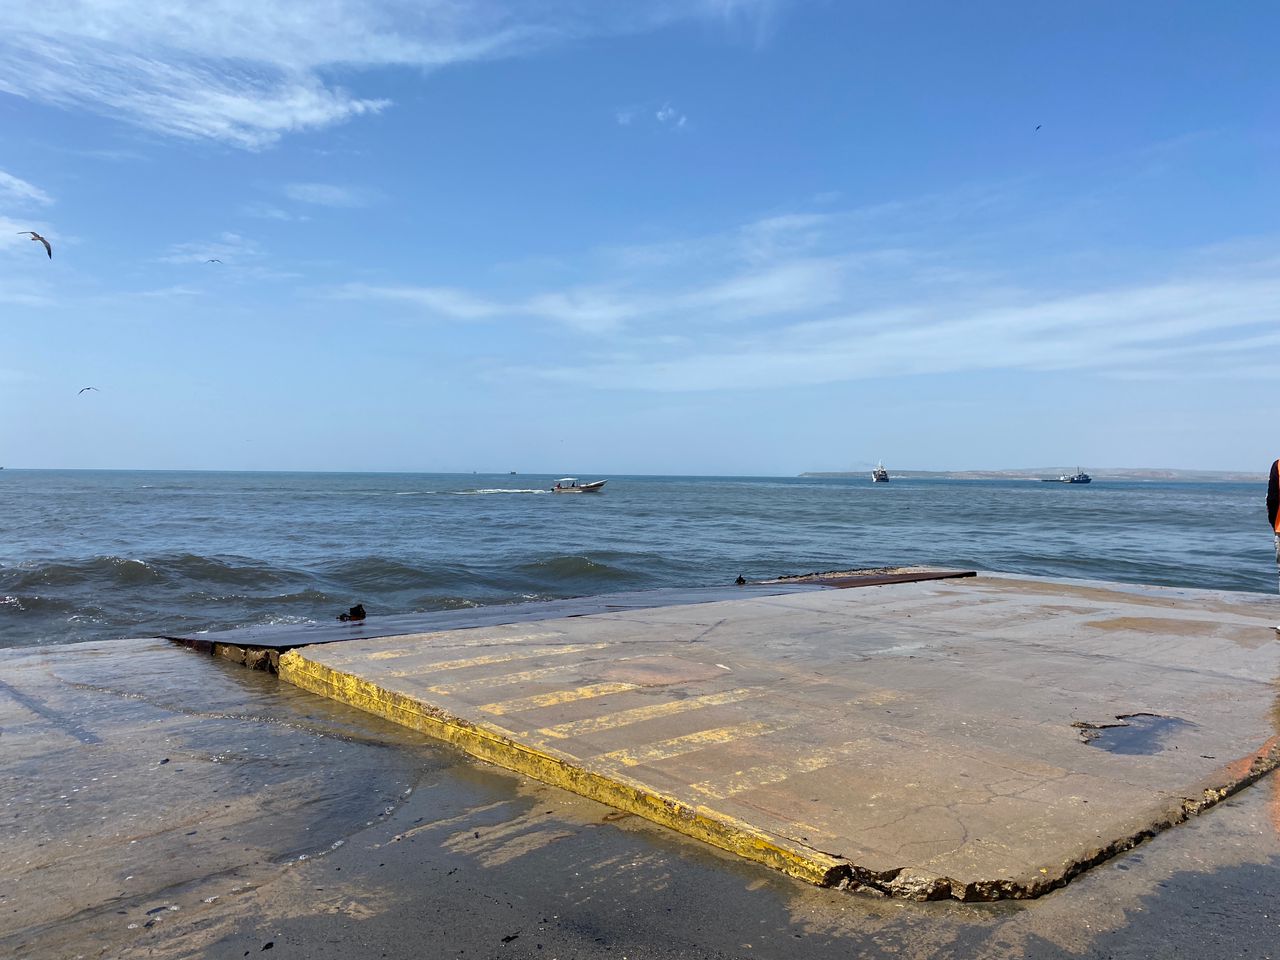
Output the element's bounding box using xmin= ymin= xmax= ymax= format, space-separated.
xmin=552 ymin=477 xmax=608 ymax=494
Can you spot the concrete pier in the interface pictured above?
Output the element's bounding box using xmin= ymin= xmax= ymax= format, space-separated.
xmin=277 ymin=573 xmax=1280 ymax=900
xmin=4 ymin=571 xmax=1280 ymax=958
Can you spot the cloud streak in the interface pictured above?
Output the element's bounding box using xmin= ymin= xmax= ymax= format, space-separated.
xmin=336 ymin=188 xmax=1280 ymax=391
xmin=616 ymin=101 xmax=689 ymax=129
xmin=533 ymin=270 xmax=1280 ymax=391
xmin=1 ymin=1 xmax=773 ymax=148
xmin=284 ymin=182 xmax=375 ymax=208
xmin=160 ymin=231 xmax=261 ymax=265
xmin=0 ymin=170 xmax=53 ymax=206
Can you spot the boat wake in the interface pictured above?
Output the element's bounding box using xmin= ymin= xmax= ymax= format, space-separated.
xmin=458 ymin=488 xmax=550 ymax=495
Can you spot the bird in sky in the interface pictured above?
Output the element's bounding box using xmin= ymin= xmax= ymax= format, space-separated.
xmin=206 ymin=258 xmax=222 ymax=263
xmin=17 ymin=231 xmax=51 ymax=258
xmin=1035 ymin=124 xmax=1042 ymax=131
xmin=78 ymin=386 xmax=98 ymax=394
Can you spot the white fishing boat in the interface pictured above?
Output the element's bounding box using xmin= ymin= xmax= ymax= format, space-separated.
xmin=871 ymin=462 xmax=889 ymax=483
xmin=552 ymin=477 xmax=608 ymax=494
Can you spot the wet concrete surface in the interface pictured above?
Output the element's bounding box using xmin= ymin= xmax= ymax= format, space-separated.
xmin=163 ymin=571 xmax=974 ymax=652
xmin=3 ymin=637 xmax=1280 ymax=958
xmin=164 ymin=584 xmax=830 ymax=651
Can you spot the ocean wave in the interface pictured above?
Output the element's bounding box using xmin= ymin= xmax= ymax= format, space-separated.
xmin=247 ymin=589 xmax=337 ymax=606
xmin=515 ymin=554 xmax=639 ymax=581
xmin=316 ymin=557 xmax=474 ymax=592
xmin=2 ymin=472 xmax=1267 ymax=649
xmin=2 ymin=556 xmax=165 ymax=589
xmin=407 ymin=595 xmax=483 ymax=611
xmin=0 ymin=554 xmax=296 ymax=590
xmin=1 ymin=593 xmax=103 ymax=616
xmin=256 ymin=613 xmax=318 ymax=626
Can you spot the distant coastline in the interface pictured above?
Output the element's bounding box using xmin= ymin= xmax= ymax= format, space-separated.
xmin=799 ymin=468 xmax=1264 ymax=483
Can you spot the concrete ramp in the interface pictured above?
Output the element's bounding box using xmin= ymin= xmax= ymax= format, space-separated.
xmin=279 ymin=574 xmax=1280 ymax=900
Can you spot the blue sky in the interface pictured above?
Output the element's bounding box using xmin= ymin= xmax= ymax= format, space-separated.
xmin=1 ymin=1 xmax=1276 ymax=474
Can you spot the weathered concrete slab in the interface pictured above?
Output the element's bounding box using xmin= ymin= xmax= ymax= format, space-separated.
xmin=163 ymin=570 xmax=975 ymax=652
xmin=280 ymin=573 xmax=1280 ymax=900
xmin=166 ymin=584 xmax=825 ymax=650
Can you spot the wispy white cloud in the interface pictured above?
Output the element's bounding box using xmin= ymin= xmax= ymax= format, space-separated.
xmin=655 ymin=103 xmax=688 ymax=128
xmin=160 ymin=231 xmax=261 ymax=265
xmin=0 ymin=285 xmax=54 ymax=307
xmin=0 ymin=1 xmax=774 ymax=148
xmin=0 ymin=170 xmax=53 ymax=206
xmin=239 ymin=201 xmax=307 ymax=222
xmin=0 ymin=214 xmax=56 ymax=260
xmin=531 ymin=266 xmax=1280 ymax=391
xmin=338 ymin=283 xmax=503 ymax=320
xmin=136 ymin=285 xmax=203 ymax=299
xmin=335 ymin=282 xmax=639 ymax=332
xmin=342 ymin=252 xmax=896 ymax=333
xmin=616 ymin=100 xmax=689 ymax=129
xmin=0 ymin=216 xmax=56 ymax=303
xmin=335 ymin=189 xmax=1280 ymax=391
xmin=283 ymin=182 xmax=375 ymax=208
xmin=156 ymin=230 xmax=302 ymax=281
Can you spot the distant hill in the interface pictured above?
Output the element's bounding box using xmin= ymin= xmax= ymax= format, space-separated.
xmin=799 ymin=467 xmax=1264 ymax=483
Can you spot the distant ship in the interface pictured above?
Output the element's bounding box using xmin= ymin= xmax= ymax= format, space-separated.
xmin=1042 ymin=468 xmax=1092 ymax=484
xmin=871 ymin=461 xmax=889 ymax=483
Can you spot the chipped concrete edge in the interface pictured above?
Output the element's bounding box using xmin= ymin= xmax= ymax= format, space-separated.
xmin=881 ymin=734 xmax=1280 ymax=902
xmin=277 ymin=649 xmax=848 ymax=888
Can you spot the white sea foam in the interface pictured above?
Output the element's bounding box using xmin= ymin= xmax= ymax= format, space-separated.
xmin=458 ymin=488 xmax=549 ymax=495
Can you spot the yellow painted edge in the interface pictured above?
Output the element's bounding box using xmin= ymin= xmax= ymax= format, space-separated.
xmin=278 ymin=649 xmax=846 ymax=887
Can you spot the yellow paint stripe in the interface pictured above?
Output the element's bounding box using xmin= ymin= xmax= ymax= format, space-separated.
xmin=382 ymin=642 xmax=607 ymax=675
xmin=367 ymin=632 xmax=563 ymax=660
xmin=277 ymin=650 xmax=847 ymax=888
xmin=367 ymin=648 xmax=418 ymax=661
xmin=479 ymin=682 xmax=639 ymax=716
xmin=538 ymin=688 xmax=760 ymax=740
xmin=599 ymin=720 xmax=786 ymax=768
xmin=690 ymin=743 xmax=861 ymax=800
xmin=428 ymin=663 xmax=580 ymax=696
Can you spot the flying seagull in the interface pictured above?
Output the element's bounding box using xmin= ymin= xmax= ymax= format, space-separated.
xmin=206 ymin=258 xmax=222 ymax=263
xmin=17 ymin=231 xmax=51 ymax=259
xmin=78 ymin=386 xmax=98 ymax=394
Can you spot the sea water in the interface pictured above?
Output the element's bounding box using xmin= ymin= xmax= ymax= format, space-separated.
xmin=0 ymin=470 xmax=1269 ymax=647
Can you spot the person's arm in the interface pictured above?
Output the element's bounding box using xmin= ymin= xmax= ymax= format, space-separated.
xmin=1268 ymin=460 xmax=1279 ymax=530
